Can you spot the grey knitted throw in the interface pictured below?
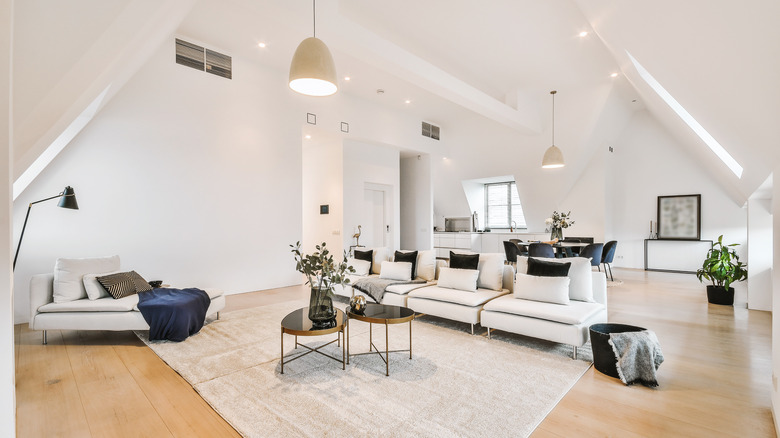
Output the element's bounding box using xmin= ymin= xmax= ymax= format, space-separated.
xmin=352 ymin=277 xmax=426 ymax=303
xmin=608 ymin=330 xmax=664 ymax=387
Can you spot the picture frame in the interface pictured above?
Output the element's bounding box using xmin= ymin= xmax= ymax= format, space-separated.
xmin=657 ymin=194 xmax=701 ymax=240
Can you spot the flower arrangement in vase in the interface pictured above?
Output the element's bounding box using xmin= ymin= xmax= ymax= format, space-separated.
xmin=545 ymin=210 xmax=575 ymax=241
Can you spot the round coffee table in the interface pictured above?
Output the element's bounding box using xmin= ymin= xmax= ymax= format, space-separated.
xmin=280 ymin=307 xmax=345 ymax=374
xmin=346 ymin=303 xmax=415 ymax=376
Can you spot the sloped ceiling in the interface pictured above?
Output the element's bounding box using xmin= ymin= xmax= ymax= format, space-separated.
xmin=14 ymin=0 xmax=778 ymax=205
xmin=575 ymin=0 xmax=780 ymax=205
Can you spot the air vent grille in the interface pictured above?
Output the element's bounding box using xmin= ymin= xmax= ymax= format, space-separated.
xmin=422 ymin=122 xmax=440 ymax=140
xmin=175 ymin=38 xmax=232 ymax=80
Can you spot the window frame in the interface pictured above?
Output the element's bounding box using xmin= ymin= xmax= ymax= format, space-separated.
xmin=484 ymin=181 xmax=526 ymax=230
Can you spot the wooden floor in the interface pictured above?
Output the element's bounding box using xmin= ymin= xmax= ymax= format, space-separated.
xmin=15 ymin=269 xmax=775 ymax=437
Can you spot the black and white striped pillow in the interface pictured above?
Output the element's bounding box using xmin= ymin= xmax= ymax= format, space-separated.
xmin=126 ymin=271 xmax=153 ymax=293
xmin=96 ymin=273 xmax=137 ymax=299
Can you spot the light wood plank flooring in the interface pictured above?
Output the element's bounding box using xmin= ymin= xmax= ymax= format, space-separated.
xmin=15 ymin=270 xmax=775 ymax=437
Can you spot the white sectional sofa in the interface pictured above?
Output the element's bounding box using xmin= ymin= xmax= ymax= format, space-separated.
xmin=481 ymin=256 xmax=608 ymax=359
xmin=28 ymin=256 xmax=225 ymax=344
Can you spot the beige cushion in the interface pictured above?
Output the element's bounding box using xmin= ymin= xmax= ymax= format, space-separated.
xmin=415 ymin=250 xmax=436 ymax=281
xmin=379 ymin=261 xmax=412 ymax=281
xmin=347 ymin=258 xmax=371 ymax=276
xmin=370 ymin=247 xmax=390 ymax=275
xmin=437 ymin=267 xmax=479 ymax=292
xmin=385 ymin=282 xmax=433 ymax=295
xmin=408 ymin=285 xmax=507 ymax=307
xmin=477 ymin=253 xmax=504 ymax=291
xmin=483 ymin=295 xmax=604 ymax=324
xmin=83 ymin=270 xmax=121 ymax=300
xmin=39 ymin=295 xmax=139 ymax=313
xmin=514 ymin=273 xmax=570 ymax=305
xmin=54 ymin=256 xmax=121 ymax=303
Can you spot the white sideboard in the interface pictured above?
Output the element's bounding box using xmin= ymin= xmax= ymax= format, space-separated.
xmin=433 ymin=232 xmax=548 ymax=259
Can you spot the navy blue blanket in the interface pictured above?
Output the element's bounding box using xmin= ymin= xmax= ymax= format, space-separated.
xmin=137 ymin=288 xmax=211 ymax=342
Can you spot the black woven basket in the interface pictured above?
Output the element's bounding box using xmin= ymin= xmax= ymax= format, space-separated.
xmin=589 ymin=323 xmax=646 ymax=378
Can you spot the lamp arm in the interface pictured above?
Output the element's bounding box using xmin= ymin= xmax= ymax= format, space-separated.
xmin=13 ymin=203 xmax=33 ymax=271
xmin=29 ymin=192 xmax=67 ymax=206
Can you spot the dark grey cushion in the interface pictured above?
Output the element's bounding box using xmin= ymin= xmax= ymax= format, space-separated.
xmin=354 ymin=249 xmax=374 ymax=273
xmin=449 ymin=252 xmax=479 ymax=270
xmin=394 ymin=251 xmax=418 ymax=279
xmin=527 ymin=257 xmax=571 ymax=277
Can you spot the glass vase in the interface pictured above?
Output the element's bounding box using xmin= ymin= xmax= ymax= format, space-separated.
xmin=308 ymin=286 xmax=336 ymax=329
xmin=551 ymin=227 xmax=563 ymax=241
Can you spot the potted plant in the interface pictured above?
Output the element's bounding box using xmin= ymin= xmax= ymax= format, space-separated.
xmin=291 ymin=241 xmax=355 ymax=328
xmin=695 ymin=235 xmax=747 ymax=305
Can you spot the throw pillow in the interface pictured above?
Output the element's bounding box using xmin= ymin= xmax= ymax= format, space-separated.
xmin=517 ymin=256 xmax=595 ymax=302
xmin=449 ymin=252 xmax=479 ymax=270
xmin=370 ymin=247 xmax=391 ymax=275
xmin=379 ymin=261 xmax=412 ymax=281
xmin=527 ymin=257 xmax=571 ymax=277
xmin=83 ymin=270 xmax=121 ymax=300
xmin=437 ymin=267 xmax=479 ymax=292
xmin=415 ymin=249 xmax=436 ymax=281
xmin=394 ymin=250 xmax=418 ymax=279
xmin=126 ymin=271 xmax=153 ymax=293
xmin=514 ymin=273 xmax=571 ymax=305
xmin=477 ymin=253 xmax=505 ymax=291
xmin=53 ymin=255 xmax=121 ymax=303
xmin=347 ymin=258 xmax=371 ymax=276
xmin=96 ymin=273 xmax=137 ymax=299
xmin=354 ymin=249 xmax=373 ymax=274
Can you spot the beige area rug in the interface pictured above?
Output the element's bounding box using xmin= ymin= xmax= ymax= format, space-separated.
xmin=136 ymin=300 xmax=591 ymax=438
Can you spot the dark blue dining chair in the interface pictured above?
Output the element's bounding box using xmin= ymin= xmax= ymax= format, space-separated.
xmin=578 ymin=243 xmax=604 ymax=269
xmin=601 ymin=240 xmax=617 ymax=281
xmin=503 ymin=241 xmax=519 ymax=266
xmin=528 ymin=243 xmax=555 ymax=258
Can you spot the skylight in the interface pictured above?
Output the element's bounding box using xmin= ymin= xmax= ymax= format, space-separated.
xmin=626 ymin=52 xmax=743 ymax=178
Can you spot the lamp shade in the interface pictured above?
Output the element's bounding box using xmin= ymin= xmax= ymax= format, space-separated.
xmin=57 ymin=186 xmax=79 ymax=210
xmin=542 ymin=145 xmax=565 ymax=168
xmin=289 ymin=37 xmax=338 ymax=96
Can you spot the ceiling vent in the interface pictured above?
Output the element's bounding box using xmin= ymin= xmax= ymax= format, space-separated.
xmin=176 ymin=38 xmax=232 ymax=80
xmin=421 ymin=121 xmax=440 ymax=140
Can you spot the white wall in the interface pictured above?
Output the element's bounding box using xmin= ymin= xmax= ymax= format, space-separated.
xmin=747 ymin=197 xmax=772 ymax=311
xmin=302 ymin=128 xmax=343 ymax=256
xmin=0 ymin=0 xmax=14 ymax=433
xmin=773 ymin=167 xmax=780 ymax=434
xmin=12 ymin=38 xmax=304 ymax=322
xmin=608 ymin=110 xmax=747 ymax=273
xmin=342 ymin=140 xmax=400 ymax=253
xmin=400 ymin=154 xmax=432 ymax=250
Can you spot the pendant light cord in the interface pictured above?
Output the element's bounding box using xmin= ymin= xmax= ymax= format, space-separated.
xmin=551 ymin=90 xmax=556 ymax=145
xmin=313 ymin=0 xmax=316 ymax=38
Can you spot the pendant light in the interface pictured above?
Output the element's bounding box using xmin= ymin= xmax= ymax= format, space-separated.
xmin=542 ymin=90 xmax=565 ymax=168
xmin=289 ymin=0 xmax=338 ymax=96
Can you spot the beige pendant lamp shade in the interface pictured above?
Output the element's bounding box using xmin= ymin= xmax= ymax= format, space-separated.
xmin=289 ymin=0 xmax=338 ymax=97
xmin=542 ymin=90 xmax=565 ymax=168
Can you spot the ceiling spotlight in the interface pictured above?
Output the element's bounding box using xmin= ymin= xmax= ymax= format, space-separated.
xmin=258 ymin=42 xmax=266 ymax=48
xmin=405 ymin=99 xmax=411 ymax=104
xmin=376 ymin=89 xmax=385 ymax=95
xmin=344 ymin=76 xmax=351 ymax=81
xmin=610 ymin=72 xmax=619 ymax=78
xmin=305 ymin=135 xmax=311 ymax=139
xmin=579 ymin=31 xmax=589 ymax=38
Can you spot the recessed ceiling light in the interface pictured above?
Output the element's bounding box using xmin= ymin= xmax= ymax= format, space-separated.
xmin=610 ymin=72 xmax=619 ymax=78
xmin=579 ymin=31 xmax=588 ymax=38
xmin=258 ymin=42 xmax=266 ymax=48
xmin=344 ymin=76 xmax=350 ymax=81
xmin=405 ymin=99 xmax=411 ymax=104
xmin=305 ymin=135 xmax=311 ymax=139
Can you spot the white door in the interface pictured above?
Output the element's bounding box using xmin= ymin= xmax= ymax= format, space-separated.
xmin=364 ymin=189 xmax=386 ymax=247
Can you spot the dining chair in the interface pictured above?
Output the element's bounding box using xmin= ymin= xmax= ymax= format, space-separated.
xmin=515 ymin=241 xmax=529 ymax=257
xmin=503 ymin=241 xmax=519 ymax=266
xmin=528 ymin=243 xmax=555 ymax=258
xmin=578 ymin=243 xmax=604 ymax=270
xmin=562 ymin=238 xmax=582 ymax=256
xmin=601 ymin=240 xmax=618 ymax=281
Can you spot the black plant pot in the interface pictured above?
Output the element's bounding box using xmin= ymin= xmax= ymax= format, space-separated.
xmin=706 ymin=285 xmax=735 ymax=306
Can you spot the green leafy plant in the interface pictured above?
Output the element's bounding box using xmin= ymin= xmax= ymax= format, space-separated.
xmin=696 ymin=235 xmax=747 ymax=290
xmin=545 ymin=210 xmax=575 ymax=229
xmin=290 ymin=241 xmax=355 ymax=297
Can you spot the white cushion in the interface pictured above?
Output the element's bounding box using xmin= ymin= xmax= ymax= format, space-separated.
xmin=483 ymin=295 xmax=605 ymax=325
xmin=477 ymin=253 xmax=504 ymax=291
xmin=83 ymin=270 xmax=121 ymax=300
xmin=54 ymin=256 xmax=121 ymax=303
xmin=370 ymin=247 xmax=390 ymax=275
xmin=379 ymin=261 xmax=412 ymax=281
xmin=518 ymin=256 xmax=595 ymax=302
xmin=39 ymin=295 xmax=139 ymax=313
xmin=347 ymin=258 xmax=371 ymax=276
xmin=408 ymin=285 xmax=508 ymax=307
xmin=385 ymin=281 xmax=433 ymax=295
xmin=514 ymin=273 xmax=570 ymax=305
xmin=416 ymin=250 xmax=436 ymax=281
xmin=437 ymin=267 xmax=479 ymax=292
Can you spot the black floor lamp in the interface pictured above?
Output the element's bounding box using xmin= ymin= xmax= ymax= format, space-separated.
xmin=13 ymin=186 xmax=79 ymax=271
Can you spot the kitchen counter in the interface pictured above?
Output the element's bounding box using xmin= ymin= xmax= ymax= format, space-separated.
xmin=433 ymin=231 xmax=550 ymax=258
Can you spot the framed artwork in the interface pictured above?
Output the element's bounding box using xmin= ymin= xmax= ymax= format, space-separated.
xmin=657 ymin=194 xmax=701 ymax=240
